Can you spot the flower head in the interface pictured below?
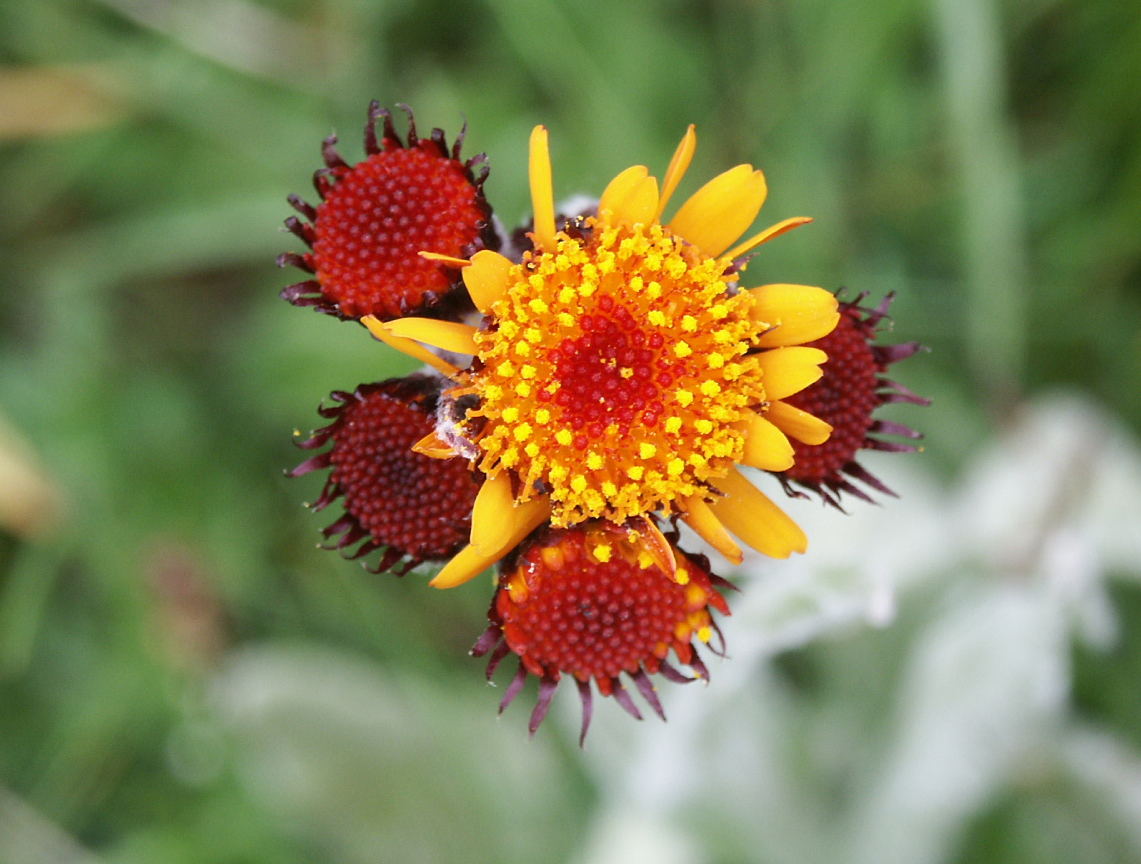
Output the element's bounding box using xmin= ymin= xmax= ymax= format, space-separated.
xmin=280 ymin=103 xmax=496 ymax=321
xmin=290 ymin=376 xmax=482 ymax=573
xmin=777 ymin=293 xmax=929 ymax=506
xmin=371 ymin=125 xmax=843 ymax=586
xmin=472 ymin=521 xmax=731 ymax=742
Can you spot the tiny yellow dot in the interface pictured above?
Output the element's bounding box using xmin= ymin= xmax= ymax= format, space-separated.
xmin=513 ymin=424 xmax=532 ymax=442
xmin=676 ymin=389 xmax=694 ymax=407
xmin=700 ymin=380 xmax=722 ymax=397
xmin=674 ymin=341 xmax=693 ymax=358
xmin=555 ymin=429 xmax=573 ymax=446
xmin=501 ymin=406 xmax=519 ymax=422
xmin=639 ymin=442 xmax=657 ymax=459
xmin=628 ymin=466 xmax=645 ymax=481
xmin=515 ymin=382 xmax=532 ymax=397
xmin=587 ymin=452 xmax=603 ymax=470
xmin=593 ymin=544 xmax=612 ymax=563
xmin=571 ymin=475 xmax=588 ymax=493
xmin=535 ymin=408 xmax=551 ymax=424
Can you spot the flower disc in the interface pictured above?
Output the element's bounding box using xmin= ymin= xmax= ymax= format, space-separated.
xmin=464 ymin=219 xmax=767 ymax=526
xmin=496 ymin=524 xmax=726 ymax=685
xmin=783 ymin=304 xmax=880 ymax=482
xmin=312 ymin=147 xmax=485 ymax=319
xmin=291 ymin=378 xmax=481 ymax=572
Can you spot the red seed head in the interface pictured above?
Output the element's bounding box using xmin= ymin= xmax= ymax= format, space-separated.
xmin=281 ymin=104 xmax=495 ymax=321
xmin=291 ymin=377 xmax=481 ymax=573
xmin=474 ymin=522 xmax=731 ymax=740
xmin=783 ymin=304 xmax=881 ymax=483
xmin=779 ymin=294 xmax=927 ymax=505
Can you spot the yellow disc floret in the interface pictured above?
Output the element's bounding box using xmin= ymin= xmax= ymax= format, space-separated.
xmin=457 ymin=216 xmax=769 ymax=527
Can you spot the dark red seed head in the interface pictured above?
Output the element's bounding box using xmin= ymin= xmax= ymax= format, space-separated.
xmin=778 ymin=293 xmax=927 ymax=506
xmin=291 ymin=376 xmax=481 ymax=573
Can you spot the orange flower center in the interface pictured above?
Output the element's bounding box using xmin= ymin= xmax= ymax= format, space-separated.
xmin=462 ymin=218 xmax=768 ymax=527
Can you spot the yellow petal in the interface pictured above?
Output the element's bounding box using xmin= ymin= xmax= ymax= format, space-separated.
xmin=656 ymin=124 xmax=696 ymax=220
xmin=750 ymin=284 xmax=840 ymax=348
xmin=599 ymin=165 xmax=659 ymax=228
xmin=708 ymin=467 xmax=807 ymax=558
xmin=679 ymin=495 xmax=743 ymax=566
xmin=429 ymin=544 xmax=496 ymax=589
xmin=463 ymin=250 xmax=514 ymax=315
xmin=472 ymin=482 xmax=552 ymax=558
xmin=529 ymin=125 xmax=557 ymax=254
xmin=412 ymin=429 xmax=458 ymax=459
xmin=419 ymin=251 xmax=471 ymax=269
xmin=362 ymin=315 xmax=460 ymax=376
xmin=739 ymin=412 xmax=795 ymax=471
xmin=723 ymin=216 xmax=813 ymax=262
xmin=469 ymin=472 xmax=513 ymax=554
xmin=383 ymin=318 xmax=479 ymax=356
xmin=627 ymin=515 xmax=676 ymax=577
xmin=430 ymin=492 xmax=552 ymax=589
xmin=756 ymin=346 xmax=827 ymax=401
xmin=667 ymin=164 xmax=767 ymax=258
xmin=765 ymin=400 xmax=832 ymax=446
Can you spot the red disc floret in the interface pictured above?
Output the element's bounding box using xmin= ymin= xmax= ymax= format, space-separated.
xmin=312 ymin=146 xmax=485 ymax=319
xmin=549 ymin=301 xmax=670 ymax=435
xmin=778 ymin=293 xmax=927 ymax=506
xmin=290 ymin=377 xmax=481 ymax=574
xmin=280 ymin=103 xmax=495 ymax=321
xmin=784 ymin=306 xmax=880 ymax=482
xmin=473 ymin=523 xmax=731 ymax=742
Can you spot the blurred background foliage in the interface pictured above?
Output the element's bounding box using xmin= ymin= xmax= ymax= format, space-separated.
xmin=1 ymin=0 xmax=1139 ymax=862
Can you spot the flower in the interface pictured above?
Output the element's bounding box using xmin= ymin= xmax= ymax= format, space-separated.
xmin=280 ymin=103 xmax=497 ymax=321
xmin=367 ymin=125 xmax=842 ymax=588
xmin=290 ymin=376 xmax=482 ymax=574
xmin=776 ymin=292 xmax=929 ymax=506
xmin=472 ymin=521 xmax=731 ymax=742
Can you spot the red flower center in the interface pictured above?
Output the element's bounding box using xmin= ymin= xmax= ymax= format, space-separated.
xmin=547 ymin=302 xmax=671 ymax=438
xmin=313 ymin=146 xmax=484 ymax=319
xmin=496 ymin=527 xmax=718 ymax=684
xmin=331 ymin=386 xmax=478 ymax=560
xmin=784 ymin=309 xmax=880 ymax=481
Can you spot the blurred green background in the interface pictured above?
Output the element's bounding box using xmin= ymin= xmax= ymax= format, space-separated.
xmin=2 ymin=0 xmax=1140 ymax=862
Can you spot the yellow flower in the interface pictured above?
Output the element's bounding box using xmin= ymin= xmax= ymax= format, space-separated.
xmin=365 ymin=125 xmax=840 ymax=588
